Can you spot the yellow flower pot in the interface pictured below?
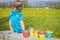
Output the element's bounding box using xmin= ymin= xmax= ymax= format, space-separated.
xmin=34 ymin=30 xmax=39 ymax=38
xmin=39 ymin=34 xmax=45 ymax=40
xmin=34 ymin=33 xmax=38 ymax=38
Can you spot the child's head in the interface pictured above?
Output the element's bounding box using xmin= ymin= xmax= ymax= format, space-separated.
xmin=12 ymin=0 xmax=22 ymax=12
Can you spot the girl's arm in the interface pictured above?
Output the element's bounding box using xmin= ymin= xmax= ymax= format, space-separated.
xmin=9 ymin=20 xmax=14 ymax=32
xmin=20 ymin=21 xmax=25 ymax=31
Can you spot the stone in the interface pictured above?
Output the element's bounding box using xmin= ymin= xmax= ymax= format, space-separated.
xmin=0 ymin=30 xmax=60 ymax=40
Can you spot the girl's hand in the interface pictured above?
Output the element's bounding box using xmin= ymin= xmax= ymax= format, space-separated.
xmin=11 ymin=29 xmax=14 ymax=32
xmin=22 ymin=30 xmax=25 ymax=32
xmin=20 ymin=21 xmax=25 ymax=31
xmin=9 ymin=20 xmax=14 ymax=32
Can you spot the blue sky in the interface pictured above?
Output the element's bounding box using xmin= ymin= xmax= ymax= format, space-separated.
xmin=0 ymin=0 xmax=60 ymax=3
xmin=0 ymin=0 xmax=15 ymax=3
xmin=28 ymin=0 xmax=60 ymax=2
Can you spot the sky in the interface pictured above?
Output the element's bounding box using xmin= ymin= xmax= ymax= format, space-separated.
xmin=40 ymin=0 xmax=60 ymax=1
xmin=0 ymin=0 xmax=60 ymax=3
xmin=28 ymin=0 xmax=60 ymax=2
xmin=0 ymin=0 xmax=15 ymax=3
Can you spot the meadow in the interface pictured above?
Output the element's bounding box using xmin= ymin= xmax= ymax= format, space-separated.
xmin=0 ymin=8 xmax=60 ymax=38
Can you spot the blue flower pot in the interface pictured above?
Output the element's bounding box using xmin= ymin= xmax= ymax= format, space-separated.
xmin=46 ymin=33 xmax=53 ymax=38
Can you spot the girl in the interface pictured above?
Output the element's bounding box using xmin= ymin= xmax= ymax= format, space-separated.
xmin=9 ymin=0 xmax=25 ymax=33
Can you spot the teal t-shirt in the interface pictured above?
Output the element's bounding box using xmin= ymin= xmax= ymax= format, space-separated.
xmin=10 ymin=11 xmax=24 ymax=33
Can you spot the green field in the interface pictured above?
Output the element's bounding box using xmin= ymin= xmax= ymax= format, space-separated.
xmin=0 ymin=8 xmax=60 ymax=38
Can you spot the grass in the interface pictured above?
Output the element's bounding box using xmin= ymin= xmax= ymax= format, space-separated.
xmin=0 ymin=8 xmax=60 ymax=38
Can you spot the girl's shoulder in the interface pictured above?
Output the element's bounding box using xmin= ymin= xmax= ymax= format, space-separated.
xmin=10 ymin=11 xmax=22 ymax=17
xmin=9 ymin=11 xmax=16 ymax=17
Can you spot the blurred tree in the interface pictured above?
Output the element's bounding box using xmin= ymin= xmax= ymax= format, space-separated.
xmin=9 ymin=3 xmax=12 ymax=8
xmin=22 ymin=0 xmax=29 ymax=8
xmin=2 ymin=3 xmax=5 ymax=9
xmin=49 ymin=2 xmax=60 ymax=9
xmin=0 ymin=3 xmax=1 ymax=8
xmin=53 ymin=2 xmax=60 ymax=9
